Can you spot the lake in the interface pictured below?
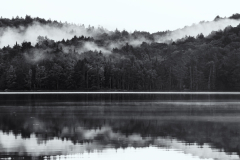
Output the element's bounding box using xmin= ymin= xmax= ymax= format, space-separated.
xmin=0 ymin=93 xmax=240 ymax=160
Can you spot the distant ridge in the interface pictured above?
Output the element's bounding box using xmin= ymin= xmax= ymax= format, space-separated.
xmin=0 ymin=14 xmax=240 ymax=91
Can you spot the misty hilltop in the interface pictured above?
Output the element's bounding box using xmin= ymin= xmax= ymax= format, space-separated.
xmin=1 ymin=14 xmax=240 ymax=91
xmin=1 ymin=14 xmax=240 ymax=48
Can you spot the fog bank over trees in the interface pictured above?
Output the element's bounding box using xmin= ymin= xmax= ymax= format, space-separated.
xmin=1 ymin=14 xmax=240 ymax=91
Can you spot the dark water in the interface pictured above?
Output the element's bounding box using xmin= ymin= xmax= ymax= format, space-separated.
xmin=0 ymin=93 xmax=240 ymax=160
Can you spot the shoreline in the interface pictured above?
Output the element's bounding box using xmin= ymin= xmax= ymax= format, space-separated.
xmin=1 ymin=91 xmax=240 ymax=94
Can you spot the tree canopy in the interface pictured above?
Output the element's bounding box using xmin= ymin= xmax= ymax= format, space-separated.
xmin=1 ymin=15 xmax=240 ymax=91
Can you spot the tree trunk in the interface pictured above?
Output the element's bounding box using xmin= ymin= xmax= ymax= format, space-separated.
xmin=190 ymin=66 xmax=192 ymax=90
xmin=212 ymin=63 xmax=215 ymax=90
xmin=97 ymin=65 xmax=99 ymax=89
xmin=208 ymin=66 xmax=212 ymax=90
xmin=196 ymin=66 xmax=198 ymax=91
xmin=87 ymin=71 xmax=88 ymax=90
xmin=56 ymin=81 xmax=59 ymax=90
xmin=169 ymin=67 xmax=172 ymax=90
xmin=110 ymin=76 xmax=112 ymax=89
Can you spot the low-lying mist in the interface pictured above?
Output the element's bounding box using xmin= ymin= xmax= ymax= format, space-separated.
xmin=155 ymin=18 xmax=240 ymax=42
xmin=0 ymin=21 xmax=108 ymax=48
xmin=0 ymin=16 xmax=240 ymax=52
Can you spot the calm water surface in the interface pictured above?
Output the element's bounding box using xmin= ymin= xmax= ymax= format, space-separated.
xmin=0 ymin=93 xmax=240 ymax=160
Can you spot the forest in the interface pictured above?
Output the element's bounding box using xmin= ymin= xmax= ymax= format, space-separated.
xmin=1 ymin=14 xmax=240 ymax=91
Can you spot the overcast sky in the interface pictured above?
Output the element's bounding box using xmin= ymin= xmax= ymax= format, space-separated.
xmin=1 ymin=0 xmax=240 ymax=33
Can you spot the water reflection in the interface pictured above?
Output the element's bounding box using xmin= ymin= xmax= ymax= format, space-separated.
xmin=1 ymin=129 xmax=238 ymax=160
xmin=0 ymin=94 xmax=240 ymax=159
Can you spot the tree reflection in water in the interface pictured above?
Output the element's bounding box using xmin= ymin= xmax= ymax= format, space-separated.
xmin=0 ymin=93 xmax=240 ymax=160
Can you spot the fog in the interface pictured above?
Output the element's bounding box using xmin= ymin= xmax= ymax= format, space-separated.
xmin=0 ymin=21 xmax=107 ymax=48
xmin=155 ymin=18 xmax=240 ymax=42
xmin=1 ymin=17 xmax=240 ymax=55
xmin=0 ymin=127 xmax=237 ymax=160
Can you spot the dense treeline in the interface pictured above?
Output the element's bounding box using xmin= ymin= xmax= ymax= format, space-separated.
xmin=1 ymin=15 xmax=240 ymax=91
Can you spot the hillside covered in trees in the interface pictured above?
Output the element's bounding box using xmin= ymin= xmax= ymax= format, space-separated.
xmin=1 ymin=14 xmax=240 ymax=91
